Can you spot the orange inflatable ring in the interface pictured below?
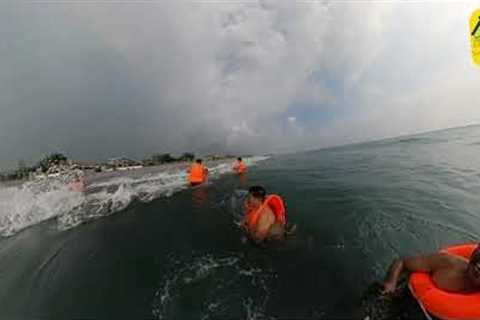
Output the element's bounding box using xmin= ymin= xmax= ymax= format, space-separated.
xmin=409 ymin=244 xmax=480 ymax=320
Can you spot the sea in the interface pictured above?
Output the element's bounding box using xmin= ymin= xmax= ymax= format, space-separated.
xmin=2 ymin=125 xmax=480 ymax=320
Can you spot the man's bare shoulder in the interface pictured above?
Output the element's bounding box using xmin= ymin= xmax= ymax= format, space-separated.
xmin=258 ymin=205 xmax=275 ymax=223
xmin=262 ymin=204 xmax=274 ymax=214
xmin=263 ymin=205 xmax=275 ymax=219
xmin=404 ymin=252 xmax=465 ymax=273
xmin=441 ymin=252 xmax=469 ymax=266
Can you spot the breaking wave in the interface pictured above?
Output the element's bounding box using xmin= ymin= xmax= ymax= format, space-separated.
xmin=0 ymin=156 xmax=269 ymax=237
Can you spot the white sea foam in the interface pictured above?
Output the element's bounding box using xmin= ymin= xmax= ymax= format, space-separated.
xmin=0 ymin=179 xmax=85 ymax=237
xmin=0 ymin=156 xmax=270 ymax=237
xmin=151 ymin=253 xmax=273 ymax=320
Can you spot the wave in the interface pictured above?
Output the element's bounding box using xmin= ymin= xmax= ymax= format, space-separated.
xmin=0 ymin=156 xmax=270 ymax=238
xmin=0 ymin=179 xmax=84 ymax=237
xmin=394 ymin=137 xmax=427 ymax=143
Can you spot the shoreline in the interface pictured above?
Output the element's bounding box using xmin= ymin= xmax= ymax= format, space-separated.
xmin=0 ymin=157 xmax=241 ymax=189
xmin=84 ymin=157 xmax=238 ymax=183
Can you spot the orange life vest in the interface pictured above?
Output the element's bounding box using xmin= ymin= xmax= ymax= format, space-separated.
xmin=235 ymin=161 xmax=247 ymax=174
xmin=189 ymin=163 xmax=206 ymax=184
xmin=246 ymin=194 xmax=286 ymax=230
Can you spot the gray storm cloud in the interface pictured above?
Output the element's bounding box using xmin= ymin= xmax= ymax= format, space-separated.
xmin=1 ymin=1 xmax=479 ymax=168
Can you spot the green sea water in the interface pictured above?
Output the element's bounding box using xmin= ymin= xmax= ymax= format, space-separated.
xmin=2 ymin=125 xmax=480 ymax=319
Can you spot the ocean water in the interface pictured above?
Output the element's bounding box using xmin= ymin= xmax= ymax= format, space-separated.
xmin=1 ymin=126 xmax=480 ymax=319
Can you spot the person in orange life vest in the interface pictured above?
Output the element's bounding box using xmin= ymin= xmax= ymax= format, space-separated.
xmin=383 ymin=243 xmax=480 ymax=295
xmin=240 ymin=186 xmax=286 ymax=243
xmin=188 ymin=159 xmax=208 ymax=186
xmin=233 ymin=157 xmax=247 ymax=174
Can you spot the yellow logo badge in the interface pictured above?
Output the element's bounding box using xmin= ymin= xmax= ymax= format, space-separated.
xmin=471 ymin=9 xmax=480 ymax=66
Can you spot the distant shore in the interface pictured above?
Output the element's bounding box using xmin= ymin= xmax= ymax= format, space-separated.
xmin=0 ymin=153 xmax=244 ymax=183
xmin=0 ymin=156 xmax=241 ymax=188
xmin=85 ymin=157 xmax=238 ymax=182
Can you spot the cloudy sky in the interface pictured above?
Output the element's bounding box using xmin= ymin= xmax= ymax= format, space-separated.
xmin=1 ymin=0 xmax=480 ymax=169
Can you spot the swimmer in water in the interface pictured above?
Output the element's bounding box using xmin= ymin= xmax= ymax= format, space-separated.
xmin=69 ymin=172 xmax=86 ymax=193
xmin=240 ymin=186 xmax=288 ymax=244
xmin=188 ymin=159 xmax=208 ymax=186
xmin=383 ymin=243 xmax=480 ymax=294
xmin=233 ymin=157 xmax=247 ymax=174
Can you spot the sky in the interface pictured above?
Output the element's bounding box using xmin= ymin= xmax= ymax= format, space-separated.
xmin=1 ymin=0 xmax=480 ymax=169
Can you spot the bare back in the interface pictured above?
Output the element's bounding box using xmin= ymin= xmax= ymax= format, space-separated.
xmin=430 ymin=254 xmax=473 ymax=292
xmin=405 ymin=253 xmax=473 ymax=292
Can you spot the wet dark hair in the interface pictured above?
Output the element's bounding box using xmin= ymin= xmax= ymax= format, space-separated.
xmin=248 ymin=186 xmax=266 ymax=200
xmin=237 ymin=157 xmax=242 ymax=161
xmin=196 ymin=159 xmax=202 ymax=164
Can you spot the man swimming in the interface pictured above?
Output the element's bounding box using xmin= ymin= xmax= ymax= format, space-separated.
xmin=383 ymin=244 xmax=480 ymax=294
xmin=241 ymin=186 xmax=286 ymax=243
xmin=188 ymin=159 xmax=208 ymax=186
xmin=69 ymin=171 xmax=86 ymax=192
xmin=233 ymin=157 xmax=247 ymax=174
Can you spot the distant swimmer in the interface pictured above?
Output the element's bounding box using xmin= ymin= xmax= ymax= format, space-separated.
xmin=69 ymin=172 xmax=86 ymax=192
xmin=188 ymin=159 xmax=209 ymax=186
xmin=383 ymin=244 xmax=480 ymax=295
xmin=233 ymin=157 xmax=247 ymax=174
xmin=241 ymin=186 xmax=294 ymax=244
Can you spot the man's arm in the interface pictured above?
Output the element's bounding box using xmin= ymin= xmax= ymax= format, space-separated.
xmin=383 ymin=253 xmax=451 ymax=294
xmin=241 ymin=200 xmax=252 ymax=228
xmin=249 ymin=210 xmax=274 ymax=243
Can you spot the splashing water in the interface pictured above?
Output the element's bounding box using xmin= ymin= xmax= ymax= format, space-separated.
xmin=0 ymin=178 xmax=84 ymax=237
xmin=0 ymin=157 xmax=270 ymax=237
xmin=151 ymin=253 xmax=275 ymax=320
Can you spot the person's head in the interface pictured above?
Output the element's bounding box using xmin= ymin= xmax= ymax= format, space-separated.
xmin=237 ymin=157 xmax=242 ymax=162
xmin=73 ymin=171 xmax=84 ymax=182
xmin=196 ymin=159 xmax=203 ymax=164
xmin=246 ymin=185 xmax=266 ymax=209
xmin=467 ymin=244 xmax=480 ymax=286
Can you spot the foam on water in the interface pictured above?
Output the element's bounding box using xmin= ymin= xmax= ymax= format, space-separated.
xmin=0 ymin=156 xmax=269 ymax=237
xmin=0 ymin=179 xmax=85 ymax=237
xmin=151 ymin=253 xmax=274 ymax=320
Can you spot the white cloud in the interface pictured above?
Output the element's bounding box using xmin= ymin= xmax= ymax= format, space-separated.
xmin=1 ymin=1 xmax=480 ymax=166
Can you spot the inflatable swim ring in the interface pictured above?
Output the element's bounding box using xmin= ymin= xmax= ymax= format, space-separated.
xmin=409 ymin=244 xmax=480 ymax=320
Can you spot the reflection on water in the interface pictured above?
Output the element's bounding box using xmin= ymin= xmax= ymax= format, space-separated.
xmin=238 ymin=173 xmax=249 ymax=188
xmin=192 ymin=185 xmax=209 ymax=208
